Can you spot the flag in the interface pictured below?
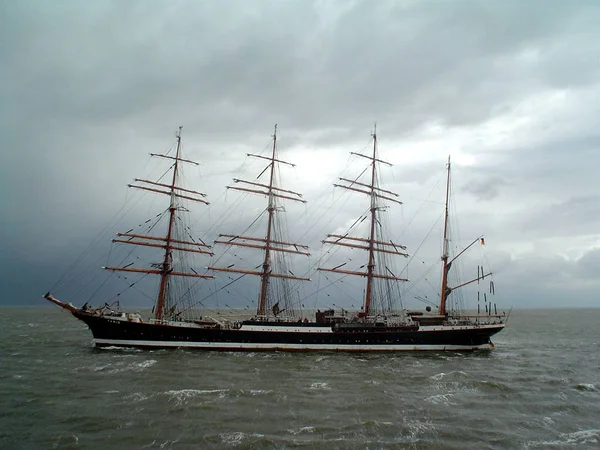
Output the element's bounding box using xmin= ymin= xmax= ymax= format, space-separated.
xmin=480 ymin=237 xmax=485 ymax=246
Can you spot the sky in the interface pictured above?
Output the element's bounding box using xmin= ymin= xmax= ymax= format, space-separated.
xmin=1 ymin=0 xmax=599 ymax=309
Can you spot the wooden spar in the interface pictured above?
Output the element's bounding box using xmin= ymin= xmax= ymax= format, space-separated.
xmin=318 ymin=267 xmax=408 ymax=281
xmin=232 ymin=179 xmax=303 ymax=198
xmin=155 ymin=127 xmax=182 ymax=321
xmin=350 ymin=151 xmax=392 ymax=166
xmin=327 ymin=234 xmax=406 ymax=249
xmin=218 ymin=234 xmax=309 ymax=249
xmin=448 ymin=235 xmax=484 ymax=266
xmin=322 ymin=240 xmax=408 ymax=256
xmin=333 ymin=184 xmax=403 ymax=205
xmin=227 ymin=186 xmax=307 ymax=203
xmin=247 ymin=152 xmax=295 ymax=167
xmin=439 ymin=156 xmax=451 ymax=316
xmin=338 ymin=178 xmax=399 ymax=197
xmin=213 ymin=240 xmax=310 ymax=256
xmin=133 ymin=179 xmax=207 ymax=197
xmin=364 ymin=125 xmax=378 ymax=315
xmin=103 ymin=266 xmax=213 ymax=278
xmin=112 ymin=239 xmax=214 ymax=255
xmin=116 ymin=233 xmax=211 ymax=248
xmin=150 ymin=153 xmax=199 ymax=165
xmin=128 ymin=184 xmax=210 ymax=204
xmin=449 ymin=272 xmax=493 ymax=291
xmin=207 ymin=266 xmax=310 ymax=281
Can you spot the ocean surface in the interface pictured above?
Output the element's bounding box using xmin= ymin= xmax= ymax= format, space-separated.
xmin=1 ymin=308 xmax=599 ymax=449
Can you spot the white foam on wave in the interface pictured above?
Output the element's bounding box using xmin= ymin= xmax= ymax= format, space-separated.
xmin=403 ymin=418 xmax=436 ymax=441
xmin=529 ymin=429 xmax=600 ymax=447
xmin=287 ymin=426 xmax=316 ymax=435
xmin=103 ymin=359 xmax=157 ymax=374
xmin=248 ymin=389 xmax=273 ymax=396
xmin=430 ymin=370 xmax=468 ymax=381
xmin=126 ymin=392 xmax=151 ymax=403
xmin=97 ymin=346 xmax=142 ymax=352
xmin=542 ymin=416 xmax=555 ymax=427
xmin=425 ymin=393 xmax=457 ymax=406
xmin=218 ymin=432 xmax=264 ymax=446
xmin=165 ymin=388 xmax=229 ymax=405
xmin=309 ymin=382 xmax=330 ymax=390
xmin=137 ymin=360 xmax=157 ymax=369
xmin=565 ymin=429 xmax=600 ymax=444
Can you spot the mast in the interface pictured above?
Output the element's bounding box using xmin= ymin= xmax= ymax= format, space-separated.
xmin=155 ymin=126 xmax=183 ymax=321
xmin=208 ymin=125 xmax=310 ymax=319
xmin=103 ymin=127 xmax=214 ymax=321
xmin=439 ymin=156 xmax=451 ymax=316
xmin=257 ymin=125 xmax=278 ymax=317
xmin=319 ymin=127 xmax=408 ymax=317
xmin=364 ymin=126 xmax=378 ymax=315
xmin=437 ymin=157 xmax=494 ymax=316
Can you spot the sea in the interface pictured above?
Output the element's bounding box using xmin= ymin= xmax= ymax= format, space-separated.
xmin=1 ymin=308 xmax=599 ymax=449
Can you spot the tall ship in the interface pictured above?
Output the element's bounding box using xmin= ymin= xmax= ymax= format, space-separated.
xmin=44 ymin=126 xmax=505 ymax=351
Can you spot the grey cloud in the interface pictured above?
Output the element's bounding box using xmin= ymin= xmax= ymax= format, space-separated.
xmin=514 ymin=195 xmax=600 ymax=239
xmin=460 ymin=176 xmax=508 ymax=201
xmin=2 ymin=1 xmax=600 ymax=307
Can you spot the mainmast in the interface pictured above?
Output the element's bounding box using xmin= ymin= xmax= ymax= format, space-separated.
xmin=364 ymin=126 xmax=379 ymax=315
xmin=103 ymin=127 xmax=214 ymax=321
xmin=208 ymin=125 xmax=310 ymax=319
xmin=257 ymin=125 xmax=278 ymax=316
xmin=319 ymin=127 xmax=408 ymax=317
xmin=155 ymin=126 xmax=183 ymax=320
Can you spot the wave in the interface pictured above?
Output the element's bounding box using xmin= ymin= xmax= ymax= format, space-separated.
xmin=574 ymin=383 xmax=596 ymax=391
xmin=529 ymin=429 xmax=600 ymax=447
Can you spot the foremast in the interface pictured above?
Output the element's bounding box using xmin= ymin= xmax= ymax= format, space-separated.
xmin=103 ymin=127 xmax=214 ymax=322
xmin=208 ymin=125 xmax=310 ymax=319
xmin=319 ymin=127 xmax=408 ymax=317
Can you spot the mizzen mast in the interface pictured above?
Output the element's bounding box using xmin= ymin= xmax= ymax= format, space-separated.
xmin=319 ymin=126 xmax=408 ymax=316
xmin=438 ymin=156 xmax=452 ymax=316
xmin=208 ymin=125 xmax=310 ymax=319
xmin=438 ymin=156 xmax=492 ymax=316
xmin=103 ymin=127 xmax=214 ymax=321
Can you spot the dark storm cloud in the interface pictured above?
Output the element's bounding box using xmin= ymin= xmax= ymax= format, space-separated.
xmin=1 ymin=0 xmax=599 ymax=307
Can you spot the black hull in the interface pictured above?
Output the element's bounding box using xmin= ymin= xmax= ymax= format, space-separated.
xmin=72 ymin=311 xmax=504 ymax=352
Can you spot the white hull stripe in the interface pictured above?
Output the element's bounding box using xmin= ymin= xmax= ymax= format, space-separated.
xmin=226 ymin=324 xmax=504 ymax=333
xmin=94 ymin=339 xmax=493 ymax=351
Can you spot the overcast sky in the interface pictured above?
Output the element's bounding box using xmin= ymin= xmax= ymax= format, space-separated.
xmin=1 ymin=0 xmax=599 ymax=309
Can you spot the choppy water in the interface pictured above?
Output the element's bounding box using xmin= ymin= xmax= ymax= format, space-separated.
xmin=1 ymin=307 xmax=599 ymax=449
